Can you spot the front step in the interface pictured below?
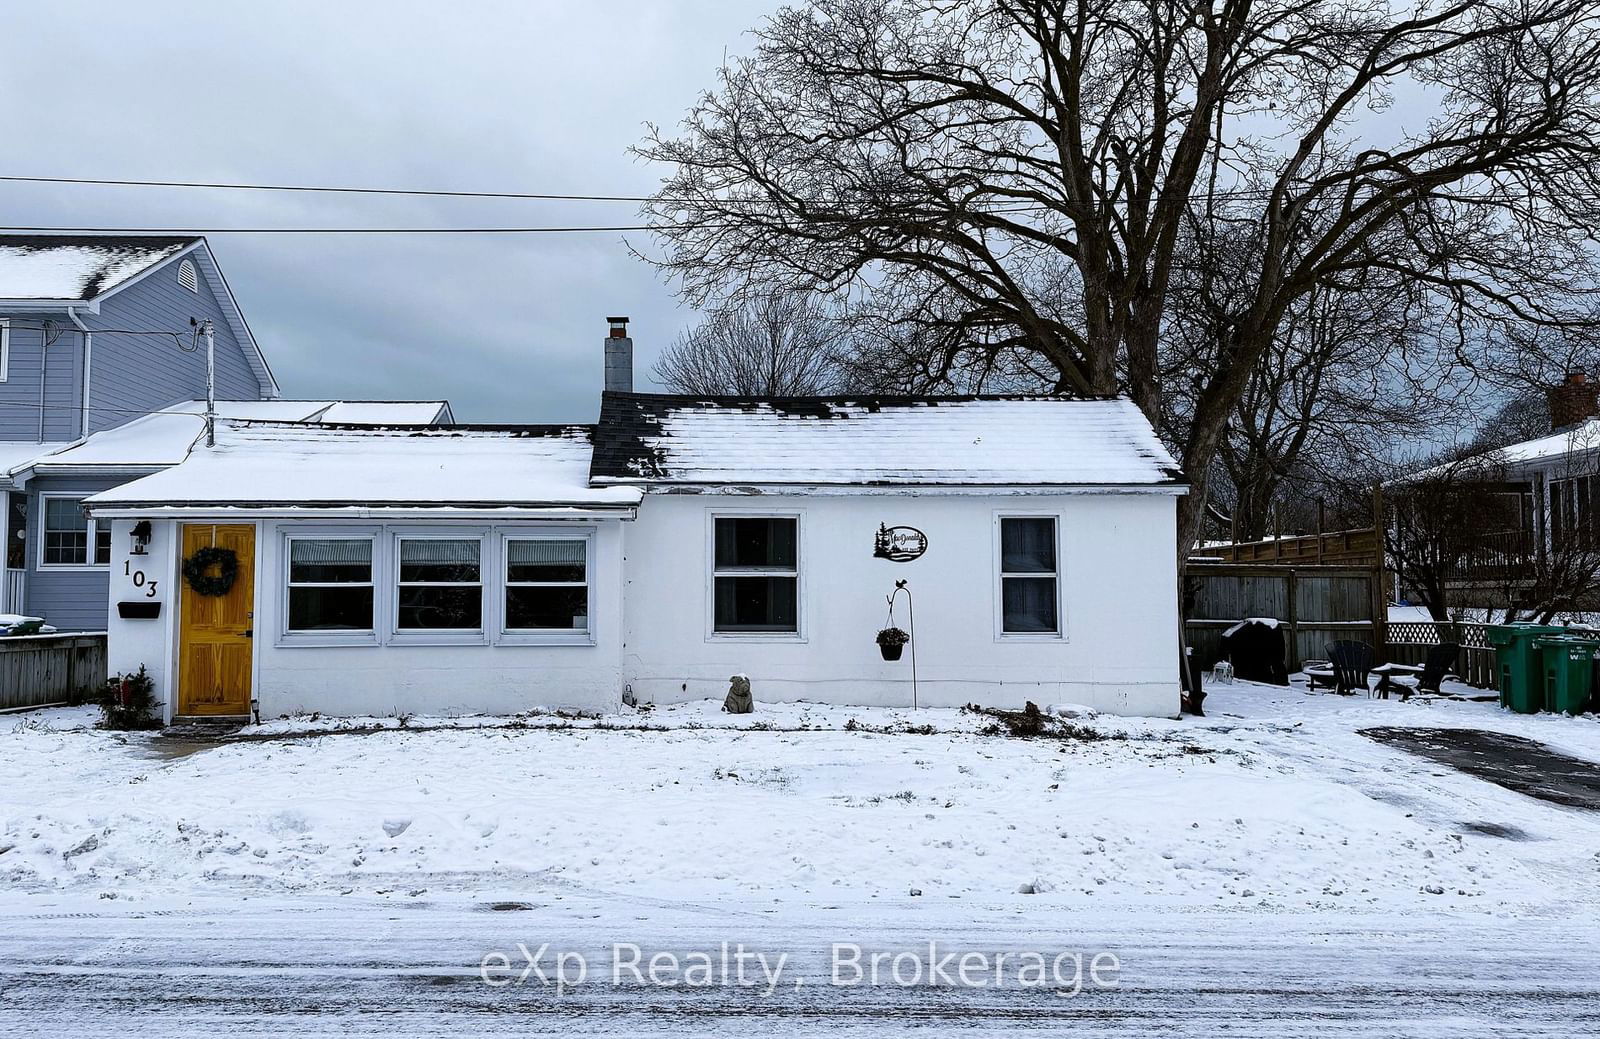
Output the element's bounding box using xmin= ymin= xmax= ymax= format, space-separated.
xmin=162 ymin=717 xmax=249 ymax=739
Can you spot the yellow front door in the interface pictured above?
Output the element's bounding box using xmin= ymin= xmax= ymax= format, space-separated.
xmin=177 ymin=523 xmax=255 ymax=716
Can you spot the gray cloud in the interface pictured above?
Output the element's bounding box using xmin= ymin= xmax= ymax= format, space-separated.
xmin=0 ymin=1 xmax=777 ymax=420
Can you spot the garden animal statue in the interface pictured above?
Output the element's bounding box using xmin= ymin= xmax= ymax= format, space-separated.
xmin=724 ymin=674 xmax=753 ymax=714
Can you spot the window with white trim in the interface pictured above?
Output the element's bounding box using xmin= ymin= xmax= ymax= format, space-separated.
xmin=40 ymin=496 xmax=109 ymax=567
xmin=0 ymin=318 xmax=10 ymax=382
xmin=504 ymin=537 xmax=589 ymax=632
xmin=286 ymin=537 xmax=375 ymax=633
xmin=999 ymin=516 xmax=1059 ymax=634
xmin=396 ymin=537 xmax=482 ymax=630
xmin=712 ymin=516 xmax=798 ymax=633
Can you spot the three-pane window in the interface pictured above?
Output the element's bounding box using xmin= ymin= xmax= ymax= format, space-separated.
xmin=287 ymin=538 xmax=374 ymax=632
xmin=41 ymin=497 xmax=109 ymax=566
xmin=713 ymin=516 xmax=798 ymax=633
xmin=505 ymin=538 xmax=589 ymax=631
xmin=396 ymin=538 xmax=482 ymax=630
xmin=999 ymin=516 xmax=1059 ymax=634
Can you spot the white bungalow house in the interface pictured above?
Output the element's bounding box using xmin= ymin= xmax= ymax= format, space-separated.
xmin=86 ymin=327 xmax=1187 ymax=721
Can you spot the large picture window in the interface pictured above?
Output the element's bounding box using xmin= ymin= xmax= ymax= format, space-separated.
xmin=712 ymin=516 xmax=798 ymax=633
xmin=41 ymin=496 xmax=109 ymax=567
xmin=396 ymin=537 xmax=482 ymax=630
xmin=999 ymin=516 xmax=1059 ymax=635
xmin=505 ymin=538 xmax=589 ymax=631
xmin=286 ymin=538 xmax=374 ymax=632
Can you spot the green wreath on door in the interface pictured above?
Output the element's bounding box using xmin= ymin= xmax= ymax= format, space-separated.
xmin=182 ymin=546 xmax=239 ymax=597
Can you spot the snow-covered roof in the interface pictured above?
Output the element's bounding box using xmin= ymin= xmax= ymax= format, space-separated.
xmin=0 ymin=235 xmax=196 ymax=301
xmin=319 ymin=400 xmax=453 ymax=424
xmin=0 ymin=441 xmax=72 ymax=479
xmin=591 ymin=393 xmax=1184 ymax=488
xmin=1495 ymin=419 xmax=1600 ymax=467
xmin=8 ymin=400 xmax=455 ymax=477
xmin=86 ymin=422 xmax=641 ymax=513
xmin=157 ymin=399 xmax=453 ymax=425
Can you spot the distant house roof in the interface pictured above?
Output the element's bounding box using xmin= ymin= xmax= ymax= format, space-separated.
xmin=86 ymin=421 xmax=641 ymax=514
xmin=0 ymin=235 xmax=197 ymax=301
xmin=0 ymin=234 xmax=280 ymax=399
xmin=4 ymin=399 xmax=455 ymax=481
xmin=590 ymin=393 xmax=1185 ymax=489
xmin=1494 ymin=419 xmax=1600 ymax=467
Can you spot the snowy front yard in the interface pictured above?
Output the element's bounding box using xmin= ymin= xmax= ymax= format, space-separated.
xmin=4 ymin=685 xmax=1600 ymax=915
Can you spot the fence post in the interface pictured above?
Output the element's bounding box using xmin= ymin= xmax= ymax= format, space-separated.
xmin=1285 ymin=567 xmax=1300 ymax=671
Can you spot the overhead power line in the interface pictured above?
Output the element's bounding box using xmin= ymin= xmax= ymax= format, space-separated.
xmin=0 ymin=174 xmax=656 ymax=203
xmin=4 ymin=171 xmax=1579 ymax=206
xmin=0 ymin=224 xmax=661 ymax=235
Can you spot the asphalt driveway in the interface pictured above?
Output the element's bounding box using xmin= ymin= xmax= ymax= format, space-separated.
xmin=1363 ymin=727 xmax=1600 ymax=810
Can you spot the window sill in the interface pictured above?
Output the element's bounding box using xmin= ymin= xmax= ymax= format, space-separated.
xmin=498 ymin=631 xmax=597 ymax=647
xmin=387 ymin=630 xmax=490 ymax=648
xmin=707 ymin=631 xmax=807 ymax=644
xmin=278 ymin=632 xmax=380 ymax=649
xmin=38 ymin=564 xmax=109 ymax=573
xmin=996 ymin=631 xmax=1068 ymax=643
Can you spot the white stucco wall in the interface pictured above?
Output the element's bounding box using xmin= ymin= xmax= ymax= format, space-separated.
xmin=102 ymin=490 xmax=1182 ymax=721
xmin=105 ymin=518 xmax=181 ymax=722
xmin=103 ymin=517 xmax=627 ymax=720
xmin=621 ymin=492 xmax=1182 ymax=717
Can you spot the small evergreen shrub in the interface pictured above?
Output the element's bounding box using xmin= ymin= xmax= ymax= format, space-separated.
xmin=98 ymin=666 xmax=160 ymax=730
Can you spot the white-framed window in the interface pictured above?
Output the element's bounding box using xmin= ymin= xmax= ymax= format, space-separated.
xmin=285 ymin=535 xmax=377 ymax=638
xmin=710 ymin=514 xmax=800 ymax=635
xmin=0 ymin=318 xmax=10 ymax=383
xmin=393 ymin=533 xmax=485 ymax=638
xmin=178 ymin=259 xmax=199 ymax=292
xmin=996 ymin=515 xmax=1061 ymax=637
xmin=39 ymin=495 xmax=109 ymax=568
xmin=502 ymin=533 xmax=593 ymax=643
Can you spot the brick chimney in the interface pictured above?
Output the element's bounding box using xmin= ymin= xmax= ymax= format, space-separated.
xmin=604 ymin=316 xmax=633 ymax=393
xmin=1548 ymin=372 xmax=1599 ymax=431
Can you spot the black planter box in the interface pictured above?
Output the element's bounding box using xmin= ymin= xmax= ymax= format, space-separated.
xmin=117 ymin=601 xmax=161 ymax=619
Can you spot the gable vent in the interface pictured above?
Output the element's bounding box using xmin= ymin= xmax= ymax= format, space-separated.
xmin=177 ymin=258 xmax=198 ymax=292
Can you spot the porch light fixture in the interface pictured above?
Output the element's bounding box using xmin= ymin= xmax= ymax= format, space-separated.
xmin=130 ymin=520 xmax=153 ymax=555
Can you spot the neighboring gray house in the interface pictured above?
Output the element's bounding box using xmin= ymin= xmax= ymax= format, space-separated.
xmin=0 ymin=235 xmax=278 ymax=628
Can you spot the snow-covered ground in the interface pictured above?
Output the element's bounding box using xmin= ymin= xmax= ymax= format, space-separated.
xmin=6 ymin=685 xmax=1600 ymax=1035
xmin=5 ymin=682 xmax=1599 ymax=915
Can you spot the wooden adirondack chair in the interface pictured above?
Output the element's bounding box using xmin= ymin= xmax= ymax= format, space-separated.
xmin=1304 ymin=640 xmax=1375 ymax=695
xmin=1385 ymin=642 xmax=1460 ymax=699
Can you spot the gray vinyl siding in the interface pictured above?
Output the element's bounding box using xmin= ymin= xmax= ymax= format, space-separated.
xmin=22 ymin=475 xmax=125 ymax=632
xmin=0 ymin=312 xmax=86 ymax=442
xmin=84 ymin=255 xmax=267 ymax=433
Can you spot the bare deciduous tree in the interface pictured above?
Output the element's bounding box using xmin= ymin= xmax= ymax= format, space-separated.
xmin=1382 ymin=452 xmax=1521 ymax=621
xmin=638 ymin=0 xmax=1600 ymax=553
xmin=653 ymin=291 xmax=848 ymax=396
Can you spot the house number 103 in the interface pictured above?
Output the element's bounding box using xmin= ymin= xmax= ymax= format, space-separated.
xmin=124 ymin=560 xmax=159 ymax=597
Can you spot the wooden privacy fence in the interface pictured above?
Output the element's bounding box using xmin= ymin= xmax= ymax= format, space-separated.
xmin=1185 ymin=563 xmax=1384 ymax=672
xmin=1192 ymin=527 xmax=1381 ymax=567
xmin=0 ymin=633 xmax=107 ymax=711
xmin=1384 ymin=621 xmax=1497 ymax=689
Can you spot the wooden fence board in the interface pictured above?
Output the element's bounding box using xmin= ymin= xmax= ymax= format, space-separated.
xmin=0 ymin=634 xmax=107 ymax=711
xmin=1185 ymin=563 xmax=1379 ymax=671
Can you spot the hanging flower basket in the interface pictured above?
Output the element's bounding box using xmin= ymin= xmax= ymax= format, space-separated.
xmin=877 ymin=626 xmax=909 ymax=661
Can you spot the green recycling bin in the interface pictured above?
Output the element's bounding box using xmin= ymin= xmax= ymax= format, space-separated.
xmin=1534 ymin=635 xmax=1600 ymax=715
xmin=1487 ymin=623 xmax=1564 ymax=713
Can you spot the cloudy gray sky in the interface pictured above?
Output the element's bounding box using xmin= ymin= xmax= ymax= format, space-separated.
xmin=0 ymin=1 xmax=781 ymax=421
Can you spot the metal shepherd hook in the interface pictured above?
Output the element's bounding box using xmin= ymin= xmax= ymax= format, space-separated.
xmin=886 ymin=579 xmax=918 ymax=709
